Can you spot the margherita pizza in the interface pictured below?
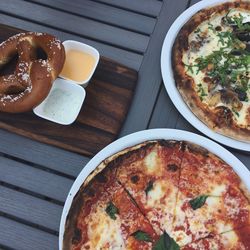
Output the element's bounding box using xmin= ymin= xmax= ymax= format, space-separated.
xmin=172 ymin=1 xmax=250 ymax=141
xmin=63 ymin=140 xmax=250 ymax=250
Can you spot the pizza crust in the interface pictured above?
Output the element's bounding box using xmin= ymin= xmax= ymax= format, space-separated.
xmin=172 ymin=1 xmax=250 ymax=142
xmin=63 ymin=140 xmax=157 ymax=250
xmin=63 ymin=140 xmax=250 ymax=249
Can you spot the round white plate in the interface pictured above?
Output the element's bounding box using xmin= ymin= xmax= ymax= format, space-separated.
xmin=59 ymin=128 xmax=250 ymax=249
xmin=161 ymin=0 xmax=250 ymax=151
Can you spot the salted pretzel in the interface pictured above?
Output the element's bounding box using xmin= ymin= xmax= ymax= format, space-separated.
xmin=0 ymin=32 xmax=65 ymax=113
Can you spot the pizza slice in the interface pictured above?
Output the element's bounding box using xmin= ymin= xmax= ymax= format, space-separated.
xmin=172 ymin=143 xmax=250 ymax=246
xmin=181 ymin=226 xmax=250 ymax=250
xmin=116 ymin=140 xmax=185 ymax=235
xmin=63 ymin=164 xmax=158 ymax=250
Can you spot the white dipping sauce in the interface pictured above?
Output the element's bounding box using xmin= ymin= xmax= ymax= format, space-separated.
xmin=43 ymin=88 xmax=83 ymax=124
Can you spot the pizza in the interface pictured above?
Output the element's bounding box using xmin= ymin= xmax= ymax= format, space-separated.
xmin=172 ymin=1 xmax=250 ymax=141
xmin=63 ymin=140 xmax=250 ymax=250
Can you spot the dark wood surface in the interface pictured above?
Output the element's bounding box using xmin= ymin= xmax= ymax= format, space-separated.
xmin=0 ymin=0 xmax=249 ymax=250
xmin=0 ymin=25 xmax=137 ymax=156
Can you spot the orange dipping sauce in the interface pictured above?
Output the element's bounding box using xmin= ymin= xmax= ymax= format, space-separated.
xmin=60 ymin=49 xmax=95 ymax=83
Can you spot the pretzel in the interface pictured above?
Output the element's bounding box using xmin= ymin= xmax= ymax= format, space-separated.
xmin=0 ymin=32 xmax=65 ymax=113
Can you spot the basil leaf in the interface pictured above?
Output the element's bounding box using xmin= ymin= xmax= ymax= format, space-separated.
xmin=105 ymin=201 xmax=119 ymax=220
xmin=153 ymin=231 xmax=180 ymax=250
xmin=131 ymin=230 xmax=152 ymax=242
xmin=145 ymin=180 xmax=154 ymax=195
xmin=189 ymin=195 xmax=208 ymax=210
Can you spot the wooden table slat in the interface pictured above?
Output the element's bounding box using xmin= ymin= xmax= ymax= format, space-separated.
xmin=28 ymin=0 xmax=156 ymax=35
xmin=0 ymin=0 xmax=149 ymax=53
xmin=0 ymin=157 xmax=73 ymax=203
xmin=149 ymin=85 xmax=180 ymax=129
xmin=120 ymin=0 xmax=189 ymax=136
xmin=190 ymin=0 xmax=201 ymax=6
xmin=91 ymin=0 xmax=162 ymax=17
xmin=0 ymin=14 xmax=143 ymax=70
xmin=0 ymin=216 xmax=57 ymax=250
xmin=0 ymin=186 xmax=62 ymax=232
xmin=0 ymin=130 xmax=87 ymax=178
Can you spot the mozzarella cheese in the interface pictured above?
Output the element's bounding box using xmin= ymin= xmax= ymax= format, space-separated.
xmin=146 ymin=178 xmax=178 ymax=234
xmin=144 ymin=150 xmax=158 ymax=174
xmin=172 ymin=195 xmax=236 ymax=246
xmin=182 ymin=9 xmax=250 ymax=127
xmin=83 ymin=206 xmax=125 ymax=250
xmin=182 ymin=230 xmax=241 ymax=250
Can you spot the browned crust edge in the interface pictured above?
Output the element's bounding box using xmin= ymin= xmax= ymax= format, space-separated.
xmin=172 ymin=1 xmax=250 ymax=142
xmin=62 ymin=140 xmax=158 ymax=250
xmin=63 ymin=140 xmax=250 ymax=249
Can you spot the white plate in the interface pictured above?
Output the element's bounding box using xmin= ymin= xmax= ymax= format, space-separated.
xmin=59 ymin=128 xmax=250 ymax=249
xmin=161 ymin=0 xmax=250 ymax=151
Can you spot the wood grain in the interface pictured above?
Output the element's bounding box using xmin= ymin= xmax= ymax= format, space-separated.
xmin=0 ymin=186 xmax=62 ymax=232
xmin=0 ymin=24 xmax=138 ymax=156
xmin=0 ymin=217 xmax=58 ymax=250
xmin=0 ymin=0 xmax=149 ymax=53
xmin=28 ymin=0 xmax=156 ymax=35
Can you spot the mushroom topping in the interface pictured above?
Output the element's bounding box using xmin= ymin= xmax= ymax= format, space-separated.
xmin=203 ymin=76 xmax=217 ymax=92
xmin=234 ymin=30 xmax=250 ymax=43
xmin=209 ymin=91 xmax=221 ymax=107
xmin=220 ymin=89 xmax=243 ymax=111
xmin=234 ymin=88 xmax=248 ymax=101
xmin=190 ymin=40 xmax=202 ymax=52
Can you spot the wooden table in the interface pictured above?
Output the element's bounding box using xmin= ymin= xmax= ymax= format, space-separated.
xmin=0 ymin=0 xmax=249 ymax=249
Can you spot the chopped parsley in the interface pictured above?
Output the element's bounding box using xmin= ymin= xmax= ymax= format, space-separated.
xmin=225 ymin=12 xmax=250 ymax=31
xmin=194 ymin=27 xmax=201 ymax=34
xmin=208 ymin=22 xmax=216 ymax=33
xmin=232 ymin=108 xmax=240 ymax=117
xmin=197 ymin=83 xmax=207 ymax=101
xmin=186 ymin=13 xmax=250 ymax=96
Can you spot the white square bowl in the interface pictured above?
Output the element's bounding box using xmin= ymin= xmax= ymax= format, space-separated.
xmin=60 ymin=40 xmax=100 ymax=87
xmin=33 ymin=78 xmax=86 ymax=125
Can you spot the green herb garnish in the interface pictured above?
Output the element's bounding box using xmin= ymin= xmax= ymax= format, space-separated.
xmin=208 ymin=22 xmax=216 ymax=33
xmin=194 ymin=28 xmax=201 ymax=34
xmin=131 ymin=230 xmax=152 ymax=242
xmin=184 ymin=63 xmax=194 ymax=74
xmin=232 ymin=108 xmax=240 ymax=117
xmin=197 ymin=84 xmax=207 ymax=101
xmin=189 ymin=195 xmax=209 ymax=210
xmin=153 ymin=231 xmax=180 ymax=250
xmin=105 ymin=201 xmax=119 ymax=220
xmin=187 ymin=48 xmax=250 ymax=89
xmin=145 ymin=180 xmax=154 ymax=195
xmin=225 ymin=12 xmax=250 ymax=31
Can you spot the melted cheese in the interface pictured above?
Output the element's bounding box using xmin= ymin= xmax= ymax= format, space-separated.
xmin=147 ymin=180 xmax=165 ymax=206
xmin=184 ymin=230 xmax=239 ymax=249
xmin=237 ymin=102 xmax=249 ymax=125
xmin=182 ymin=9 xmax=250 ymax=127
xmin=146 ymin=179 xmax=178 ymax=234
xmin=144 ymin=150 xmax=158 ymax=174
xmin=172 ymin=195 xmax=234 ymax=246
xmin=83 ymin=206 xmax=125 ymax=250
xmin=210 ymin=184 xmax=226 ymax=196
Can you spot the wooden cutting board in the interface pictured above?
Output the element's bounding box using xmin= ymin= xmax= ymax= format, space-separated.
xmin=0 ymin=24 xmax=138 ymax=156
